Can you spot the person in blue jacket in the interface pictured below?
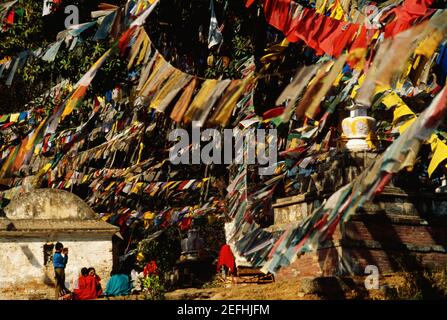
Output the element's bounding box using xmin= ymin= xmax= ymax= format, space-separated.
xmin=53 ymin=242 xmax=69 ymax=299
xmin=104 ymin=269 xmax=132 ymax=297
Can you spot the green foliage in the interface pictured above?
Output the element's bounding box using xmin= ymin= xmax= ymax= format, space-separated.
xmin=141 ymin=274 xmax=166 ymax=300
xmin=91 ymin=46 xmax=129 ymax=94
xmin=0 ymin=1 xmax=47 ymax=56
xmin=204 ymin=27 xmax=253 ymax=79
xmin=0 ymin=1 xmax=127 ymax=113
xmin=137 ymin=226 xmax=182 ymax=276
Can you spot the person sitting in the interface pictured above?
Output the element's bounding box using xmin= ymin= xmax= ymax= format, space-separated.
xmin=104 ymin=269 xmax=132 ymax=297
xmin=88 ymin=267 xmax=103 ymax=297
xmin=73 ymin=267 xmax=98 ymax=300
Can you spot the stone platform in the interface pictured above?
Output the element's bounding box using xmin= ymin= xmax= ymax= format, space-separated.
xmin=270 ymin=151 xmax=447 ymax=280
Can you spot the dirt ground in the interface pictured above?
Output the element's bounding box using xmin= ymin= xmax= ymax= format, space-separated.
xmin=164 ymin=271 xmax=447 ymax=300
xmin=165 ymin=279 xmax=316 ymax=300
xmin=98 ymin=270 xmax=447 ymax=300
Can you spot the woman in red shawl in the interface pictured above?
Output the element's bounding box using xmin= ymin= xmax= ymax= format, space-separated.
xmin=88 ymin=267 xmax=103 ymax=297
xmin=217 ymin=244 xmax=236 ymax=275
xmin=73 ymin=268 xmax=98 ymax=300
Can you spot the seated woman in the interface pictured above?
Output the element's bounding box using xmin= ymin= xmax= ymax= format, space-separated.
xmin=88 ymin=267 xmax=103 ymax=297
xmin=73 ymin=267 xmax=98 ymax=300
xmin=104 ymin=269 xmax=132 ymax=297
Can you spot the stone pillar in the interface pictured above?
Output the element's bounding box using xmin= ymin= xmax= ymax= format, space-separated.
xmin=341 ymin=104 xmax=376 ymax=151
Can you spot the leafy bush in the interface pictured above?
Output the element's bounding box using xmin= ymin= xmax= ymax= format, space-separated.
xmin=141 ymin=274 xmax=166 ymax=300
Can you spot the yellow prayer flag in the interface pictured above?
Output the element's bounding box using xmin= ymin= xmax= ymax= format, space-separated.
xmin=34 ymin=144 xmax=41 ymax=156
xmin=382 ymin=92 xmax=403 ymax=109
xmin=396 ymin=60 xmax=413 ymax=90
xmin=315 ymin=0 xmax=328 ymax=14
xmin=105 ymin=181 xmax=116 ymax=191
xmin=163 ymin=181 xmax=176 ymax=190
xmin=428 ymin=139 xmax=447 ymax=177
xmin=81 ymin=174 xmax=90 ymax=184
xmin=137 ymin=142 xmax=144 ymax=164
xmin=374 ymin=84 xmax=389 ymax=95
xmin=414 ymin=30 xmax=444 ymax=58
xmin=144 ymin=211 xmax=155 ymax=220
xmin=33 ymin=163 xmax=52 ymax=185
xmin=0 ymin=57 xmax=11 ymax=64
xmin=101 ymin=213 xmax=112 ymax=222
xmin=350 ymin=73 xmax=367 ymax=98
xmin=350 ymin=85 xmax=360 ymax=99
xmin=137 ymin=32 xmax=150 ymax=65
xmin=330 ymin=0 xmax=345 ymax=21
xmin=9 ymin=113 xmax=19 ymax=123
xmin=169 ymin=181 xmax=181 ymax=190
xmin=413 ymin=55 xmax=421 ymax=70
xmin=372 ymin=30 xmax=380 ymax=40
xmin=428 ymin=134 xmax=438 ymax=148
xmin=333 ymin=72 xmax=343 ymax=87
xmin=131 ymin=182 xmax=144 ymax=194
xmin=393 ymin=104 xmax=416 ymax=125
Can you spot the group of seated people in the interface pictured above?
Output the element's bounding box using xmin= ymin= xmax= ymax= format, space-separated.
xmin=72 ymin=267 xmax=132 ymax=300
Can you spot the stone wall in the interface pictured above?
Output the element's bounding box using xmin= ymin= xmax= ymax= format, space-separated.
xmin=0 ymin=235 xmax=113 ymax=300
xmin=271 ymin=152 xmax=447 ymax=281
xmin=272 ymin=191 xmax=447 ymax=280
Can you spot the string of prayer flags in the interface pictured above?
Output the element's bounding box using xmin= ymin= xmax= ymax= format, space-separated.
xmin=209 ymin=76 xmax=254 ymax=127
xmin=356 ymin=10 xmax=447 ymax=107
xmin=61 ymin=49 xmax=112 ymax=120
xmin=127 ymin=27 xmax=150 ymax=69
xmin=262 ymin=85 xmax=447 ymax=275
xmin=184 ymin=79 xmax=231 ymax=127
xmin=150 ymin=70 xmax=193 ymax=113
xmin=276 ymin=64 xmax=319 ymax=107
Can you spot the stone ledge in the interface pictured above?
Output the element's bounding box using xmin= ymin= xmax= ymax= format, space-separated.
xmin=274 ymin=187 xmax=447 ymax=208
xmin=270 ymin=213 xmax=447 ymax=233
xmin=317 ymin=239 xmax=447 ymax=253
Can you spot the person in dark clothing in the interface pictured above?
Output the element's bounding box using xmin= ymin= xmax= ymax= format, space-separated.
xmin=53 ymin=242 xmax=68 ymax=299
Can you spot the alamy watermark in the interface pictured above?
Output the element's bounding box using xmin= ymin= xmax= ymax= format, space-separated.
xmin=64 ymin=5 xmax=79 ymax=29
xmin=364 ymin=265 xmax=379 ymax=290
xmin=169 ymin=122 xmax=278 ymax=175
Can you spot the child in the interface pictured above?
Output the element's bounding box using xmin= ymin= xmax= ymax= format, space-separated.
xmin=53 ymin=242 xmax=68 ymax=299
